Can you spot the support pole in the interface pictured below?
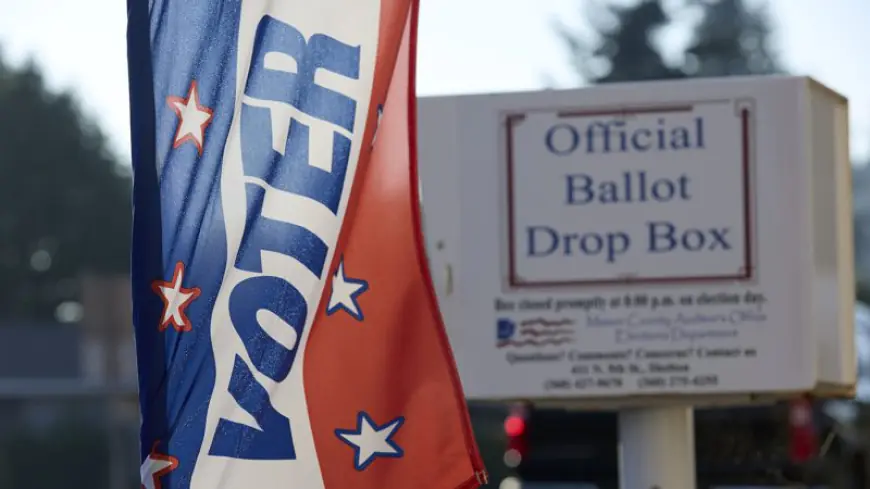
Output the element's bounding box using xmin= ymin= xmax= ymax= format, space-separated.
xmin=619 ymin=405 xmax=696 ymax=489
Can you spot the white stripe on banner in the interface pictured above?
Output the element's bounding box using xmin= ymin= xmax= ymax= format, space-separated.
xmin=191 ymin=1 xmax=381 ymax=488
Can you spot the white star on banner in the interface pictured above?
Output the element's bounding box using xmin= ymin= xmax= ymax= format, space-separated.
xmin=335 ymin=412 xmax=405 ymax=471
xmin=326 ymin=258 xmax=369 ymax=321
xmin=140 ymin=442 xmax=179 ymax=489
xmin=166 ymin=80 xmax=213 ymax=155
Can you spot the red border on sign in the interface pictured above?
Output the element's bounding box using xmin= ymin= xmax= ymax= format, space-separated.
xmin=505 ymin=102 xmax=755 ymax=289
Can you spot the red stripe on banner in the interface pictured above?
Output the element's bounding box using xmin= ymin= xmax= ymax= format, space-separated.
xmin=304 ymin=1 xmax=486 ymax=488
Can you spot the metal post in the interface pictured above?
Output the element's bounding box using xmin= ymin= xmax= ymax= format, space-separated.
xmin=618 ymin=406 xmax=696 ymax=489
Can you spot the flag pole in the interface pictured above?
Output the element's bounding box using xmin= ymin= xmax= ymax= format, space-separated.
xmin=618 ymin=405 xmax=696 ymax=489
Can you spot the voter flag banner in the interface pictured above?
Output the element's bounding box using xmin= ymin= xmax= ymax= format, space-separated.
xmin=126 ymin=0 xmax=485 ymax=488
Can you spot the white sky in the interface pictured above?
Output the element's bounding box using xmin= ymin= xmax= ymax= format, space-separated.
xmin=0 ymin=0 xmax=867 ymax=161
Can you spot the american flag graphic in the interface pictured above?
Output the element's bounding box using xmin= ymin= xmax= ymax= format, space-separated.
xmin=496 ymin=317 xmax=576 ymax=348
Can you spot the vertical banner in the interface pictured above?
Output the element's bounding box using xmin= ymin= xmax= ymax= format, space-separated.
xmin=126 ymin=0 xmax=485 ymax=488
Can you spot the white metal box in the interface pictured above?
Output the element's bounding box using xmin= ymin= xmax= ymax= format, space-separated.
xmin=418 ymin=76 xmax=855 ymax=407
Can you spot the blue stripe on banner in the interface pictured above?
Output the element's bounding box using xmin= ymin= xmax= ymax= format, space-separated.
xmin=127 ymin=0 xmax=242 ymax=486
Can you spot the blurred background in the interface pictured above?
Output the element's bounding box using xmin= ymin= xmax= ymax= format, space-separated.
xmin=0 ymin=0 xmax=868 ymax=487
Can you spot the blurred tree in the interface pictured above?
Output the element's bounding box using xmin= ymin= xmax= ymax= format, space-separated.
xmin=682 ymin=0 xmax=782 ymax=77
xmin=557 ymin=0 xmax=782 ymax=84
xmin=858 ymin=282 xmax=870 ymax=306
xmin=854 ymin=163 xmax=870 ymax=282
xmin=0 ymin=58 xmax=130 ymax=322
xmin=556 ymin=0 xmax=685 ymax=84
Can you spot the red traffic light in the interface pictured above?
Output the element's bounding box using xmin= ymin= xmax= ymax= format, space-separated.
xmin=504 ymin=415 xmax=526 ymax=438
xmin=788 ymin=397 xmax=818 ymax=464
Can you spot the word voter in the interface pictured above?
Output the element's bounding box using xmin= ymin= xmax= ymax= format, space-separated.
xmin=209 ymin=15 xmax=361 ymax=461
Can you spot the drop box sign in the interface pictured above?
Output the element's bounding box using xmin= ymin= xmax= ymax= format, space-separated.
xmin=509 ymin=101 xmax=750 ymax=286
xmin=418 ymin=77 xmax=855 ymax=402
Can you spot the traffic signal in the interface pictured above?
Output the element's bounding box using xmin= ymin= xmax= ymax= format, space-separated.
xmin=501 ymin=404 xmax=619 ymax=485
xmin=503 ymin=402 xmax=530 ymax=470
xmin=788 ymin=396 xmax=818 ymax=464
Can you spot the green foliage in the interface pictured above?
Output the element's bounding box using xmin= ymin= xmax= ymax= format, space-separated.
xmin=0 ymin=59 xmax=131 ymax=321
xmin=557 ymin=0 xmax=782 ymax=85
xmin=857 ymin=281 xmax=870 ymax=307
xmin=557 ymin=0 xmax=684 ymax=84
xmin=683 ymin=0 xmax=781 ymax=77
